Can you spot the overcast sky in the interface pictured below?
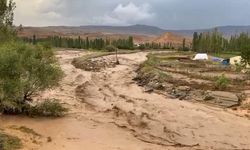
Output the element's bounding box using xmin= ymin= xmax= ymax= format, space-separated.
xmin=13 ymin=0 xmax=250 ymax=30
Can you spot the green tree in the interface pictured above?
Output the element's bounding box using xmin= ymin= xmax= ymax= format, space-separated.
xmin=0 ymin=0 xmax=16 ymax=42
xmin=86 ymin=37 xmax=89 ymax=49
xmin=128 ymin=36 xmax=134 ymax=49
xmin=0 ymin=42 xmax=63 ymax=114
xmin=192 ymin=32 xmax=198 ymax=51
xmin=182 ymin=38 xmax=186 ymax=51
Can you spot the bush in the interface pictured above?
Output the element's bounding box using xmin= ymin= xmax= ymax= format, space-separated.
xmin=0 ymin=133 xmax=22 ymax=150
xmin=0 ymin=42 xmax=63 ymax=115
xmin=105 ymin=45 xmax=116 ymax=52
xmin=26 ymin=99 xmax=68 ymax=117
xmin=215 ymin=74 xmax=230 ymax=90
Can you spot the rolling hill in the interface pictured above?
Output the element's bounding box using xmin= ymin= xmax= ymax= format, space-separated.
xmin=19 ymin=24 xmax=250 ymax=38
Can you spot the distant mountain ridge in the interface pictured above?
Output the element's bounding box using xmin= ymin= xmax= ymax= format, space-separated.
xmin=21 ymin=24 xmax=250 ymax=38
xmin=168 ymin=25 xmax=250 ymax=37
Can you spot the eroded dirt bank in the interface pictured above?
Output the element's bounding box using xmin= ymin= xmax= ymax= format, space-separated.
xmin=1 ymin=50 xmax=250 ymax=150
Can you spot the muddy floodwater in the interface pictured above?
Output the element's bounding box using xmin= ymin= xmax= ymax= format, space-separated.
xmin=1 ymin=50 xmax=250 ymax=150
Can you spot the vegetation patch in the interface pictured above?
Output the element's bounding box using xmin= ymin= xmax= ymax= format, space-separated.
xmin=0 ymin=42 xmax=64 ymax=116
xmin=215 ymin=74 xmax=230 ymax=90
xmin=10 ymin=126 xmax=41 ymax=137
xmin=0 ymin=132 xmax=22 ymax=150
xmin=135 ymin=52 xmax=247 ymax=107
xmin=25 ymin=99 xmax=68 ymax=117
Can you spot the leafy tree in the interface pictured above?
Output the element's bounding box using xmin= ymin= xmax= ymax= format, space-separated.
xmin=182 ymin=38 xmax=186 ymax=51
xmin=0 ymin=42 xmax=63 ymax=114
xmin=0 ymin=0 xmax=16 ymax=42
xmin=192 ymin=32 xmax=198 ymax=51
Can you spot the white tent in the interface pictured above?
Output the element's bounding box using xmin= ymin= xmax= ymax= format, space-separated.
xmin=193 ymin=53 xmax=208 ymax=60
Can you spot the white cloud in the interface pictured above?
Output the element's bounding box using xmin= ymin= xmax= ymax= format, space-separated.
xmin=14 ymin=0 xmax=65 ymax=26
xmin=95 ymin=2 xmax=155 ymax=25
xmin=12 ymin=0 xmax=250 ymax=29
xmin=43 ymin=11 xmax=62 ymax=19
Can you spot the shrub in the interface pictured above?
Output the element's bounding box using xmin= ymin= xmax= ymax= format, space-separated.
xmin=26 ymin=99 xmax=68 ymax=117
xmin=0 ymin=42 xmax=63 ymax=115
xmin=215 ymin=74 xmax=230 ymax=90
xmin=138 ymin=44 xmax=146 ymax=50
xmin=0 ymin=132 xmax=22 ymax=150
xmin=105 ymin=45 xmax=116 ymax=52
xmin=235 ymin=62 xmax=244 ymax=73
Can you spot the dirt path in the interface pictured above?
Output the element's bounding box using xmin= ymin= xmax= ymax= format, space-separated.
xmin=1 ymin=50 xmax=250 ymax=150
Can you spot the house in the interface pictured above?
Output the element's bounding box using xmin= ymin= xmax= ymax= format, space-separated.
xmin=193 ymin=53 xmax=208 ymax=60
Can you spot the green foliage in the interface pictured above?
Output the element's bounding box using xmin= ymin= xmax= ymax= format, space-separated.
xmin=0 ymin=42 xmax=63 ymax=114
xmin=192 ymin=30 xmax=250 ymax=64
xmin=192 ymin=32 xmax=199 ymax=51
xmin=138 ymin=44 xmax=146 ymax=50
xmin=192 ymin=28 xmax=227 ymax=53
xmin=105 ymin=45 xmax=116 ymax=52
xmin=22 ymin=36 xmax=135 ymax=50
xmin=139 ymin=42 xmax=163 ymax=50
xmin=0 ymin=0 xmax=16 ymax=43
xmin=239 ymin=34 xmax=250 ymax=66
xmin=0 ymin=132 xmax=22 ymax=150
xmin=26 ymin=99 xmax=68 ymax=117
xmin=215 ymin=74 xmax=230 ymax=90
xmin=14 ymin=126 xmax=41 ymax=137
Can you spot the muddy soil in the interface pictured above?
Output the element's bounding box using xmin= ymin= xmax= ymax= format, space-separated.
xmin=1 ymin=50 xmax=250 ymax=150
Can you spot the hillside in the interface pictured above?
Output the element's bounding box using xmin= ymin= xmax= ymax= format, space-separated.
xmin=18 ymin=25 xmax=250 ymax=38
xmin=153 ymin=32 xmax=192 ymax=46
xmin=18 ymin=27 xmax=156 ymax=44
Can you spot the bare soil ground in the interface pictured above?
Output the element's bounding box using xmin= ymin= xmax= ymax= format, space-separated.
xmin=1 ymin=50 xmax=250 ymax=150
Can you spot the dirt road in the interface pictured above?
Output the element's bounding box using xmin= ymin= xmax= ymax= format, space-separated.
xmin=1 ymin=50 xmax=250 ymax=150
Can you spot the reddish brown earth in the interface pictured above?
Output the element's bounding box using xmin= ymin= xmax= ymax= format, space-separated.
xmin=153 ymin=32 xmax=192 ymax=46
xmin=17 ymin=27 xmax=189 ymax=45
xmin=17 ymin=27 xmax=156 ymax=44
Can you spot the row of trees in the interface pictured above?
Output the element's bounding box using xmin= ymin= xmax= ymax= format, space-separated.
xmin=192 ymin=29 xmax=250 ymax=54
xmin=22 ymin=35 xmax=135 ymax=50
xmin=23 ymin=35 xmax=182 ymax=51
xmin=192 ymin=29 xmax=228 ymax=53
xmin=138 ymin=42 xmax=175 ymax=50
xmin=192 ymin=29 xmax=250 ymax=65
xmin=231 ymin=33 xmax=250 ymax=65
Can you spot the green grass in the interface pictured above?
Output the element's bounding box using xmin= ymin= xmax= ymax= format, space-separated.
xmin=210 ymin=51 xmax=240 ymax=58
xmin=0 ymin=132 xmax=22 ymax=150
xmin=137 ymin=53 xmax=172 ymax=85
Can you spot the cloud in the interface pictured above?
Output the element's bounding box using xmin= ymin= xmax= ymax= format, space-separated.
xmin=14 ymin=0 xmax=65 ymax=26
xmin=94 ymin=2 xmax=155 ymax=25
xmin=13 ymin=0 xmax=250 ymax=29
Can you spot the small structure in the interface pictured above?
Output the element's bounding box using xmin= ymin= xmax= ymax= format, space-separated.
xmin=193 ymin=53 xmax=208 ymax=60
xmin=222 ymin=59 xmax=230 ymax=65
xmin=230 ymin=56 xmax=250 ymax=68
xmin=230 ymin=56 xmax=243 ymax=65
xmin=211 ymin=57 xmax=223 ymax=62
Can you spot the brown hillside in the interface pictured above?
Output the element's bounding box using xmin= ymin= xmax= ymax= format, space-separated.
xmin=153 ymin=32 xmax=192 ymax=46
xmin=17 ymin=27 xmax=156 ymax=44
